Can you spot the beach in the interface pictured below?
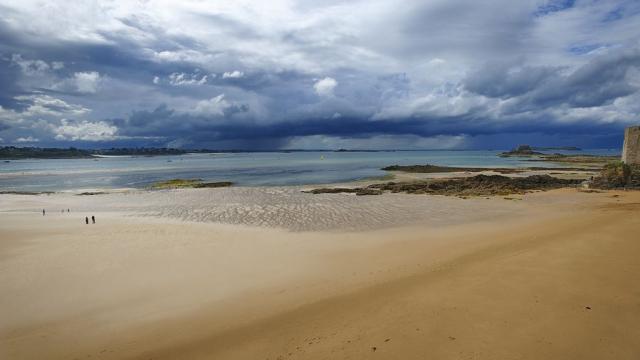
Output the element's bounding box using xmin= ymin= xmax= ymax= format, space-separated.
xmin=2 ymin=0 xmax=640 ymax=358
xmin=1 ymin=186 xmax=639 ymax=359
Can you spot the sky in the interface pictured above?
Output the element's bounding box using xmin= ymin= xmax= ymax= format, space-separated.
xmin=0 ymin=0 xmax=639 ymax=150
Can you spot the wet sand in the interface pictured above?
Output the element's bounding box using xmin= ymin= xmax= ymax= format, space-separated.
xmin=1 ymin=188 xmax=639 ymax=359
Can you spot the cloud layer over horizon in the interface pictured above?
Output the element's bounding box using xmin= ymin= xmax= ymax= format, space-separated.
xmin=1 ymin=0 xmax=639 ymax=150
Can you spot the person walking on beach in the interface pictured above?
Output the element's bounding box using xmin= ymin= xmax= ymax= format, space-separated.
xmin=42 ymin=209 xmax=45 ymax=216
xmin=91 ymin=216 xmax=95 ymax=224
xmin=85 ymin=217 xmax=89 ymax=225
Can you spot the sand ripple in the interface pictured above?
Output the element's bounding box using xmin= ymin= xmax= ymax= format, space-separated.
xmin=118 ymin=187 xmax=519 ymax=231
xmin=2 ymin=187 xmax=577 ymax=231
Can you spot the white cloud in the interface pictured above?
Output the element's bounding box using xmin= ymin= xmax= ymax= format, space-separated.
xmin=193 ymin=94 xmax=231 ymax=116
xmin=0 ymin=105 xmax=23 ymax=125
xmin=72 ymin=72 xmax=101 ymax=93
xmin=10 ymin=54 xmax=64 ymax=76
xmin=51 ymin=71 xmax=102 ymax=94
xmin=150 ymin=49 xmax=215 ymax=64
xmin=153 ymin=76 xmax=160 ymax=84
xmin=313 ymin=77 xmax=338 ymax=97
xmin=222 ymin=70 xmax=244 ymax=79
xmin=11 ymin=54 xmax=51 ymax=75
xmin=168 ymin=72 xmax=208 ymax=86
xmin=15 ymin=136 xmax=39 ymax=143
xmin=53 ymin=119 xmax=118 ymax=141
xmin=14 ymin=95 xmax=91 ymax=117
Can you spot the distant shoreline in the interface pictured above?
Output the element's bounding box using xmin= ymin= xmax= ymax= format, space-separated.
xmin=0 ymin=146 xmax=621 ymax=160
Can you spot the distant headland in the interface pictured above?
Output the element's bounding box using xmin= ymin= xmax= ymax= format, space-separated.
xmin=0 ymin=146 xmax=189 ymax=159
xmin=0 ymin=146 xmax=403 ymax=159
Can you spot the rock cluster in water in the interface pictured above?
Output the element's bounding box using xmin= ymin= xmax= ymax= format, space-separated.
xmin=499 ymin=145 xmax=544 ymax=157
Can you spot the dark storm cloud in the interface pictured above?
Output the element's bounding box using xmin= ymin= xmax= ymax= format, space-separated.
xmin=0 ymin=57 xmax=24 ymax=108
xmin=114 ymin=97 xmax=629 ymax=150
xmin=465 ymin=49 xmax=640 ymax=112
xmin=464 ymin=62 xmax=559 ymax=99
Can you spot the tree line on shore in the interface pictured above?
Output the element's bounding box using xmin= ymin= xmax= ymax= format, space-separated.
xmin=0 ymin=146 xmax=192 ymax=159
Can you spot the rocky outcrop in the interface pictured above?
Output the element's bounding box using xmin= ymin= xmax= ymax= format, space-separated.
xmin=499 ymin=145 xmax=544 ymax=157
xmin=382 ymin=164 xmax=489 ymax=173
xmin=590 ymin=162 xmax=640 ymax=189
xmin=369 ymin=175 xmax=581 ymax=196
xmin=304 ymin=187 xmax=382 ymax=196
xmin=306 ymin=174 xmax=582 ymax=197
xmin=150 ymin=179 xmax=233 ymax=189
xmin=382 ymin=164 xmax=594 ymax=174
xmin=192 ymin=181 xmax=233 ymax=188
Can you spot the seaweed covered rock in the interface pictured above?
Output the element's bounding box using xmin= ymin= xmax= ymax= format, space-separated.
xmin=150 ymin=179 xmax=233 ymax=189
xmin=303 ymin=187 xmax=383 ymax=196
xmin=591 ymin=162 xmax=639 ymax=189
xmin=369 ymin=174 xmax=581 ymax=196
xmin=306 ymin=174 xmax=582 ymax=197
xmin=381 ymin=164 xmax=475 ymax=173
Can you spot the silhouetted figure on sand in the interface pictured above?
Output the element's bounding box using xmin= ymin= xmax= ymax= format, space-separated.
xmin=42 ymin=209 xmax=45 ymax=216
xmin=85 ymin=217 xmax=89 ymax=225
xmin=91 ymin=216 xmax=95 ymax=224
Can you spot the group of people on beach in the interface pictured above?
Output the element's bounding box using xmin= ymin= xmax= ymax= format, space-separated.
xmin=41 ymin=208 xmax=96 ymax=224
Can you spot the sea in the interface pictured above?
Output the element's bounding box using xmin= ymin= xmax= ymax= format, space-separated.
xmin=0 ymin=149 xmax=621 ymax=192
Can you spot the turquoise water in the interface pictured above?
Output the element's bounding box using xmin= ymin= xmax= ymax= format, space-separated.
xmin=0 ymin=149 xmax=621 ymax=191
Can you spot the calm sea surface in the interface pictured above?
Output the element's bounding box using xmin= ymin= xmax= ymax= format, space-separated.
xmin=0 ymin=149 xmax=620 ymax=191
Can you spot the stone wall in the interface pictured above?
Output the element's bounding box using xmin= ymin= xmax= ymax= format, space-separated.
xmin=622 ymin=126 xmax=640 ymax=165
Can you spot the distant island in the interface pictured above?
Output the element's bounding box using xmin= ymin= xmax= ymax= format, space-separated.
xmin=499 ymin=144 xmax=582 ymax=157
xmin=499 ymin=145 xmax=544 ymax=157
xmin=0 ymin=146 xmax=93 ymax=159
xmin=532 ymin=146 xmax=581 ymax=151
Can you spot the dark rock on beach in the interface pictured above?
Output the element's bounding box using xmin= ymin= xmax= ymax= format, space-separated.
xmin=382 ymin=164 xmax=596 ymax=174
xmin=0 ymin=191 xmax=55 ymax=195
xmin=368 ymin=175 xmax=581 ymax=196
xmin=77 ymin=192 xmax=108 ymax=196
xmin=192 ymin=181 xmax=234 ymax=188
xmin=150 ymin=179 xmax=233 ymax=190
xmin=382 ymin=164 xmax=486 ymax=173
xmin=303 ymin=187 xmax=382 ymax=195
xmin=590 ymin=162 xmax=640 ymax=189
xmin=354 ymin=188 xmax=383 ymax=196
xmin=304 ymin=187 xmax=359 ymax=194
xmin=306 ymin=174 xmax=582 ymax=197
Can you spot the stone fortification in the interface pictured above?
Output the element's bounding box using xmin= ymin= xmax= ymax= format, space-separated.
xmin=622 ymin=126 xmax=640 ymax=165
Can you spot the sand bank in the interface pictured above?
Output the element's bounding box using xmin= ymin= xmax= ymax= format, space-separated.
xmin=1 ymin=188 xmax=639 ymax=359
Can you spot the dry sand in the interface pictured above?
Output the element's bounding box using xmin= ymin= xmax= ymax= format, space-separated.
xmin=1 ymin=187 xmax=639 ymax=359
